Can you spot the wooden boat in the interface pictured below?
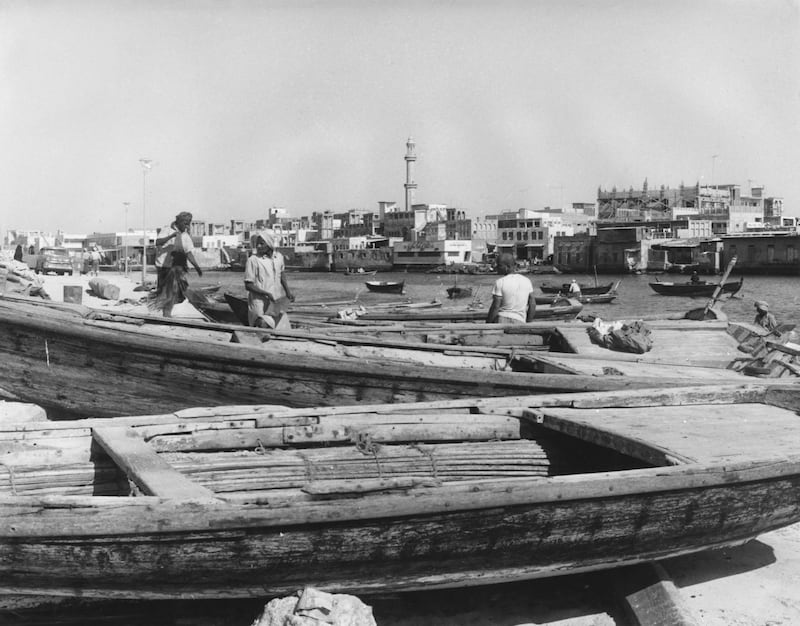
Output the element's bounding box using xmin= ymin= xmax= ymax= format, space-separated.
xmin=0 ymin=383 xmax=799 ymax=601
xmin=446 ymin=286 xmax=473 ymax=299
xmin=0 ymin=295 xmax=710 ymax=420
xmin=535 ymin=293 xmax=617 ymax=306
xmin=649 ymin=277 xmax=744 ymax=297
xmin=365 ymin=280 xmax=405 ymax=294
xmin=184 ymin=288 xmax=241 ymax=325
xmin=354 ymin=299 xmax=583 ymax=322
xmin=539 ymin=281 xmax=617 ymax=295
xmin=343 ymin=268 xmax=377 ymax=276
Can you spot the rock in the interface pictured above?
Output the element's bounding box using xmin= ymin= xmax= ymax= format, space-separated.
xmin=251 ymin=587 xmax=376 ymax=626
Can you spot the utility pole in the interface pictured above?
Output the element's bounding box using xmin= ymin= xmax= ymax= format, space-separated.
xmin=139 ymin=159 xmax=154 ymax=286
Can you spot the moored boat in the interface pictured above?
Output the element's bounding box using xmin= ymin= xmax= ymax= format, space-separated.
xmin=0 ymin=383 xmax=798 ymax=600
xmin=540 ymin=281 xmax=617 ymax=295
xmin=649 ymin=277 xmax=744 ymax=297
xmin=446 ymin=286 xmax=473 ymax=299
xmin=365 ymin=280 xmax=405 ymax=294
xmin=0 ymin=295 xmax=713 ymax=420
xmin=535 ymin=293 xmax=617 ymax=305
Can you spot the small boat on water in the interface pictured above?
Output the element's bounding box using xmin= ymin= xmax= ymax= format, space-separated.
xmin=343 ymin=268 xmax=377 ymax=276
xmin=540 ymin=281 xmax=617 ymax=295
xmin=446 ymin=286 xmax=473 ymax=299
xmin=535 ymin=293 xmax=617 ymax=306
xmin=0 ymin=382 xmax=799 ymax=601
xmin=365 ymin=280 xmax=405 ymax=294
xmin=649 ymin=277 xmax=744 ymax=297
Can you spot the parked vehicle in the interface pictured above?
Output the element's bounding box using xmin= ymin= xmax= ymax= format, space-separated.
xmin=35 ymin=247 xmax=73 ymax=275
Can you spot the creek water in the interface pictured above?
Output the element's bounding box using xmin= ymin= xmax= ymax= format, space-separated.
xmin=194 ymin=269 xmax=800 ymax=327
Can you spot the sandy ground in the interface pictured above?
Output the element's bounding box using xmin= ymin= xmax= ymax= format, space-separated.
xmin=20 ymin=269 xmax=205 ymax=319
xmin=2 ymin=271 xmax=800 ymax=624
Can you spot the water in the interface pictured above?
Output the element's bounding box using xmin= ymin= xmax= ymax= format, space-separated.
xmin=194 ymin=270 xmax=800 ymax=328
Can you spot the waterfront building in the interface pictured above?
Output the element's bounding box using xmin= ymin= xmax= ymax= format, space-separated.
xmin=472 ymin=215 xmax=498 ymax=263
xmin=392 ymin=239 xmax=473 ymax=270
xmin=722 ymin=231 xmax=800 ymax=275
xmin=496 ymin=208 xmax=574 ymax=263
xmin=552 ymin=232 xmax=594 ymax=273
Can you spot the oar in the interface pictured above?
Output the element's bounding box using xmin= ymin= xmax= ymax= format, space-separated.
xmin=684 ymin=255 xmax=738 ymax=320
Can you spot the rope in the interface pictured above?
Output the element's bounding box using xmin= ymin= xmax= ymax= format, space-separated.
xmin=411 ymin=443 xmax=439 ymax=480
xmin=352 ymin=432 xmax=383 ymax=478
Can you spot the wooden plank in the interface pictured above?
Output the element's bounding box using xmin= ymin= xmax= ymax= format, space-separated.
xmin=92 ymin=427 xmax=218 ymax=499
xmin=617 ymin=563 xmax=699 ymax=626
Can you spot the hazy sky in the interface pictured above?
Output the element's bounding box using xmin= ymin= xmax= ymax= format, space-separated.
xmin=2 ymin=0 xmax=798 ymax=234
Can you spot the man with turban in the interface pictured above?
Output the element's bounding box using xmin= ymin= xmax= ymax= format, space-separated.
xmin=148 ymin=212 xmax=203 ymax=317
xmin=244 ymin=229 xmax=294 ymax=328
xmin=753 ymin=300 xmax=777 ymax=331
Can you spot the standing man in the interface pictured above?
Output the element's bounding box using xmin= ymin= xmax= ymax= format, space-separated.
xmin=245 ymin=230 xmax=295 ymax=328
xmin=568 ymin=279 xmax=582 ymax=298
xmin=147 ymin=212 xmax=203 ymax=317
xmin=486 ymin=253 xmax=535 ymax=324
xmin=154 ymin=215 xmax=183 ymax=294
xmin=90 ymin=246 xmax=102 ymax=276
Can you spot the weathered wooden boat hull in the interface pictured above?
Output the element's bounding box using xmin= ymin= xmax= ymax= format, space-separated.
xmin=649 ymin=278 xmax=744 ymax=297
xmin=0 ymin=383 xmax=799 ymax=600
xmin=1 ymin=470 xmax=798 ymax=598
xmin=0 ymin=297 xmax=699 ymax=419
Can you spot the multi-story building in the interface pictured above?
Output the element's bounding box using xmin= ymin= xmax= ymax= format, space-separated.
xmin=597 ymin=181 xmax=784 ymax=237
xmin=495 ymin=208 xmax=574 ymax=262
xmin=471 ymin=214 xmax=498 ymax=262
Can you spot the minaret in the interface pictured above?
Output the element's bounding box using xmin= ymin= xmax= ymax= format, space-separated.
xmin=404 ymin=136 xmax=417 ymax=212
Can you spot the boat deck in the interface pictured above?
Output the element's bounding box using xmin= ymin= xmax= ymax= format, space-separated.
xmin=533 ymin=402 xmax=800 ymax=466
xmin=555 ymin=320 xmax=740 ymax=368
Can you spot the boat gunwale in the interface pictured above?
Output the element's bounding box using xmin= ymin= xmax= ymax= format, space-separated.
xmin=1 ymin=451 xmax=800 ymax=536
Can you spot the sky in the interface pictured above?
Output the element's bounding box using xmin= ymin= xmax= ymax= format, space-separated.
xmin=1 ymin=0 xmax=799 ymax=234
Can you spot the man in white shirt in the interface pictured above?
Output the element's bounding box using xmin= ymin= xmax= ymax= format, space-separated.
xmin=245 ymin=229 xmax=295 ymax=328
xmin=486 ymin=253 xmax=535 ymax=323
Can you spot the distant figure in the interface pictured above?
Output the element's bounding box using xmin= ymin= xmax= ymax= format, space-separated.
xmin=13 ymin=245 xmax=23 ymax=262
xmin=245 ymin=229 xmax=295 ymax=328
xmin=148 ymin=212 xmax=203 ymax=317
xmin=486 ymin=253 xmax=535 ymax=324
xmin=754 ymin=301 xmax=778 ymax=332
xmin=89 ymin=246 xmax=102 ymax=276
xmin=690 ymin=271 xmax=700 ymax=284
xmin=568 ymin=279 xmax=582 ymax=297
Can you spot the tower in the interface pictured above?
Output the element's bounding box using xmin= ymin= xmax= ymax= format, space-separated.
xmin=404 ymin=137 xmax=417 ymax=212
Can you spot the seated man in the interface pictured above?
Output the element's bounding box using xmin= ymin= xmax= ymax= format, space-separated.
xmin=486 ymin=253 xmax=535 ymax=324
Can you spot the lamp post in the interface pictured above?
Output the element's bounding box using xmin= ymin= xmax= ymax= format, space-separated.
xmin=122 ymin=202 xmax=130 ymax=275
xmin=139 ymin=159 xmax=153 ymax=285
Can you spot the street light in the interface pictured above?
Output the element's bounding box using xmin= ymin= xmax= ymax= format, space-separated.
xmin=122 ymin=202 xmax=131 ymax=275
xmin=139 ymin=159 xmax=153 ymax=286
